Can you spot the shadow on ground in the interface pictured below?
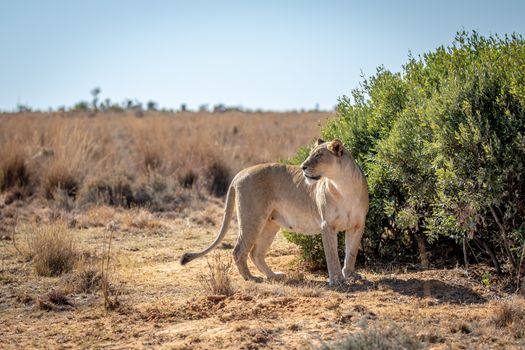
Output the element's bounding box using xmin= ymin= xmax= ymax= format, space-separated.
xmin=375 ymin=278 xmax=486 ymax=304
xmin=278 ymin=273 xmax=486 ymax=305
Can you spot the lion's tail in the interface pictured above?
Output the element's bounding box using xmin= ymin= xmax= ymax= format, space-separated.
xmin=180 ymin=185 xmax=236 ymax=265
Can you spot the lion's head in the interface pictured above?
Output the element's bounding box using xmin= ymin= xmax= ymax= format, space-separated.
xmin=300 ymin=138 xmax=345 ymax=183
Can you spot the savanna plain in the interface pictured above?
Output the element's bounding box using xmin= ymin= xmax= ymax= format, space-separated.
xmin=1 ymin=111 xmax=524 ymax=349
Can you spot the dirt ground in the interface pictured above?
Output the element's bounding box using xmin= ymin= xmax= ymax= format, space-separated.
xmin=1 ymin=196 xmax=524 ymax=349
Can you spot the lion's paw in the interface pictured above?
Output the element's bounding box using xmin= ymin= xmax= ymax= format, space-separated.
xmin=328 ymin=277 xmax=347 ymax=288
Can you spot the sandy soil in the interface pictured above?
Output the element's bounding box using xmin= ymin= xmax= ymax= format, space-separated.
xmin=1 ymin=197 xmax=524 ymax=349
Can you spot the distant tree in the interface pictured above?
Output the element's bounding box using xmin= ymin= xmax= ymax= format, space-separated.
xmin=226 ymin=105 xmax=244 ymax=112
xmin=90 ymin=87 xmax=101 ymax=110
xmin=130 ymin=100 xmax=143 ymax=117
xmin=99 ymin=98 xmax=111 ymax=111
xmin=123 ymin=99 xmax=134 ymax=110
xmin=146 ymin=101 xmax=158 ymax=111
xmin=180 ymin=103 xmax=187 ymax=112
xmin=16 ymin=104 xmax=32 ymax=112
xmin=72 ymin=101 xmax=89 ymax=111
xmin=213 ymin=103 xmax=225 ymax=113
xmin=133 ymin=100 xmax=143 ymax=110
xmin=198 ymin=104 xmax=209 ymax=112
xmin=108 ymin=102 xmax=124 ymax=113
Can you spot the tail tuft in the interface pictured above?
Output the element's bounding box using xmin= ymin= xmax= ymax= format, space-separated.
xmin=180 ymin=252 xmax=194 ymax=265
xmin=179 ymin=186 xmax=236 ymax=267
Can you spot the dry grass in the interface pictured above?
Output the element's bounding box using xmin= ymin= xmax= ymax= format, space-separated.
xmin=0 ymin=111 xmax=330 ymax=210
xmin=79 ymin=173 xmax=135 ymax=207
xmin=1 ymin=201 xmax=524 ymax=349
xmin=121 ymin=208 xmax=164 ymax=231
xmin=179 ymin=168 xmax=197 ymax=189
xmin=316 ymin=325 xmax=422 ymax=350
xmin=62 ymin=266 xmax=103 ymax=294
xmin=199 ymin=253 xmax=235 ymax=297
xmin=0 ymin=140 xmax=31 ymax=192
xmin=37 ymin=289 xmax=74 ymax=311
xmin=41 ymin=160 xmax=79 ymax=199
xmin=24 ymin=220 xmax=78 ymax=276
xmin=75 ymin=205 xmax=117 ymax=228
xmin=492 ymin=297 xmax=525 ymax=338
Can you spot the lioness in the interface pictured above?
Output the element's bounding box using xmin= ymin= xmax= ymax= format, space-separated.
xmin=180 ymin=139 xmax=369 ymax=286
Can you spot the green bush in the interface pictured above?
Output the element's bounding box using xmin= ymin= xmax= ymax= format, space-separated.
xmin=283 ymin=230 xmax=345 ymax=270
xmin=285 ymin=31 xmax=525 ymax=284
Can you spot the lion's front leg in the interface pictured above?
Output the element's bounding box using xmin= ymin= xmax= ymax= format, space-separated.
xmin=321 ymin=221 xmax=345 ymax=286
xmin=342 ymin=223 xmax=364 ymax=279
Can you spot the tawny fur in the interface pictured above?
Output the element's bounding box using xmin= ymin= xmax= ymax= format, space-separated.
xmin=180 ymin=139 xmax=369 ymax=286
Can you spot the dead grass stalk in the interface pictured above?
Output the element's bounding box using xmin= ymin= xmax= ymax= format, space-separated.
xmin=199 ymin=253 xmax=235 ymax=297
xmin=100 ymin=222 xmax=120 ymax=310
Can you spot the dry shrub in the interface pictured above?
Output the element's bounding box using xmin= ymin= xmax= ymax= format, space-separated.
xmin=26 ymin=220 xmax=78 ymax=276
xmin=37 ymin=289 xmax=74 ymax=311
xmin=492 ymin=297 xmax=525 ymax=338
xmin=79 ymin=172 xmax=186 ymax=212
xmin=206 ymin=159 xmax=231 ymax=197
xmin=121 ymin=209 xmax=164 ymax=231
xmin=16 ymin=290 xmax=33 ymax=305
xmin=79 ymin=174 xmax=135 ymax=207
xmin=105 ymin=175 xmax=135 ymax=207
xmin=49 ymin=189 xmax=76 ymax=212
xmin=132 ymin=173 xmax=166 ymax=209
xmin=4 ymin=186 xmax=32 ymax=205
xmin=0 ymin=141 xmax=31 ymax=191
xmin=41 ymin=161 xmax=79 ymax=199
xmin=139 ymin=142 xmax=164 ymax=173
xmin=179 ymin=169 xmax=197 ymax=189
xmin=199 ymin=253 xmax=234 ymax=296
xmin=61 ymin=262 xmax=103 ymax=294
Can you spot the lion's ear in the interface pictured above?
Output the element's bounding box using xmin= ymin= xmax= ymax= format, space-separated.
xmin=328 ymin=139 xmax=344 ymax=157
xmin=316 ymin=138 xmax=325 ymax=146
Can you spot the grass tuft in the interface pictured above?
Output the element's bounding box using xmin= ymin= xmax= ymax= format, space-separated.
xmin=179 ymin=169 xmax=197 ymax=189
xmin=199 ymin=253 xmax=235 ymax=297
xmin=492 ymin=297 xmax=525 ymax=338
xmin=316 ymin=325 xmax=422 ymax=350
xmin=26 ymin=221 xmax=78 ymax=276
xmin=62 ymin=265 xmax=103 ymax=293
xmin=37 ymin=289 xmax=74 ymax=311
xmin=140 ymin=142 xmax=164 ymax=173
xmin=41 ymin=161 xmax=79 ymax=199
xmin=0 ymin=142 xmax=31 ymax=191
xmin=79 ymin=174 xmax=135 ymax=207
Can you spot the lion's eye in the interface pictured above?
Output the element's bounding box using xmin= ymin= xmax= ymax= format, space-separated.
xmin=315 ymin=153 xmax=321 ymax=159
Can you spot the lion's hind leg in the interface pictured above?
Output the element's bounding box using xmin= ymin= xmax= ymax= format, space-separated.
xmin=249 ymin=219 xmax=285 ymax=280
xmin=232 ymin=212 xmax=268 ymax=283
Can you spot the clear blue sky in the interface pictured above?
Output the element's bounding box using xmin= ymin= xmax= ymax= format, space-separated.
xmin=1 ymin=0 xmax=525 ymax=111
